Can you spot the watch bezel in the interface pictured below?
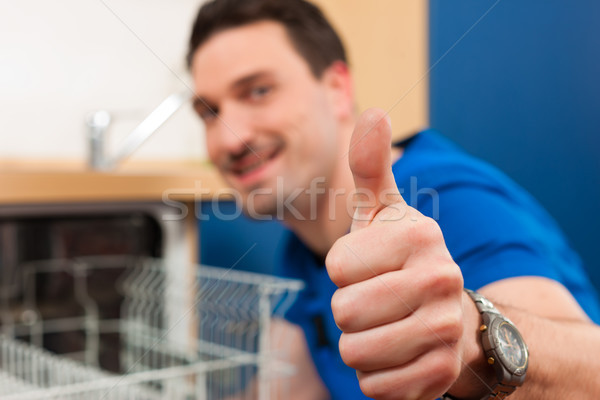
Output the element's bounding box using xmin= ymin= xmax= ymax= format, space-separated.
xmin=488 ymin=317 xmax=529 ymax=376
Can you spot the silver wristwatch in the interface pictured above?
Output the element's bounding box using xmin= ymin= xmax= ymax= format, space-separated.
xmin=443 ymin=289 xmax=529 ymax=400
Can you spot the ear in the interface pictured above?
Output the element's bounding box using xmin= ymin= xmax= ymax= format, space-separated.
xmin=321 ymin=60 xmax=355 ymax=120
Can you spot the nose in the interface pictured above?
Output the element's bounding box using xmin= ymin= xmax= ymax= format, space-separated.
xmin=212 ymin=102 xmax=255 ymax=156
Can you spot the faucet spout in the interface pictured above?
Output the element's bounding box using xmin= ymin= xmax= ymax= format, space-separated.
xmin=86 ymin=91 xmax=191 ymax=170
xmin=86 ymin=110 xmax=111 ymax=170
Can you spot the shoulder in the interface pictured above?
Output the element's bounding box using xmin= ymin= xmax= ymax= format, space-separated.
xmin=393 ymin=130 xmax=517 ymax=191
xmin=392 ymin=131 xmax=600 ymax=320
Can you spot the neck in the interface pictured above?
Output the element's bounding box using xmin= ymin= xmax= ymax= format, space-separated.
xmin=282 ymin=118 xmax=355 ymax=258
xmin=282 ymin=127 xmax=405 ymax=259
xmin=283 ymin=176 xmax=355 ymax=259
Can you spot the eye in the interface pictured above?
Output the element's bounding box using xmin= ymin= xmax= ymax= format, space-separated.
xmin=194 ymin=103 xmax=219 ymax=124
xmin=247 ymin=85 xmax=271 ymax=101
xmin=200 ymin=108 xmax=218 ymax=123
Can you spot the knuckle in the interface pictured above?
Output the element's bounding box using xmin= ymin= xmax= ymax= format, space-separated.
xmin=407 ymin=215 xmax=443 ymax=247
xmin=330 ymin=289 xmax=354 ymax=331
xmin=338 ymin=333 xmax=363 ymax=370
xmin=423 ymin=264 xmax=463 ymax=298
xmin=357 ymin=371 xmax=397 ymax=400
xmin=359 ymin=373 xmax=414 ymax=400
xmin=433 ymin=308 xmax=464 ymax=344
xmin=325 ymin=244 xmax=347 ymax=286
xmin=429 ymin=349 xmax=461 ymax=391
xmin=358 ymin=378 xmax=384 ymax=399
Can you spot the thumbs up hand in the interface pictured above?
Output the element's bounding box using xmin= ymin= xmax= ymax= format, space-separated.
xmin=326 ymin=109 xmax=468 ymax=400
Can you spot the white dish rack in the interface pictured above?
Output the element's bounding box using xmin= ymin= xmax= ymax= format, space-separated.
xmin=0 ymin=256 xmax=303 ymax=399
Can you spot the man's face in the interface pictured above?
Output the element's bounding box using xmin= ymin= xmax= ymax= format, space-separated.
xmin=190 ymin=21 xmax=345 ymax=219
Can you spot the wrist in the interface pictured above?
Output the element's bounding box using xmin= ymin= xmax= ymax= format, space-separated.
xmin=445 ymin=290 xmax=496 ymax=399
xmin=446 ymin=289 xmax=529 ymax=399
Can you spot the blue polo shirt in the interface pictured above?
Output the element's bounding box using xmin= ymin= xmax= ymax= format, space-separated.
xmin=276 ymin=130 xmax=600 ymax=399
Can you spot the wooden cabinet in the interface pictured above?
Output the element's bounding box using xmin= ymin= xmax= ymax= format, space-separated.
xmin=313 ymin=0 xmax=429 ymax=140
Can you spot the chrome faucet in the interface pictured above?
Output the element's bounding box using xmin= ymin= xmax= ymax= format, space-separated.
xmin=86 ymin=91 xmax=191 ymax=170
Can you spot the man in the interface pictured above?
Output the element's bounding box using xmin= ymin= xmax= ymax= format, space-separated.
xmin=187 ymin=0 xmax=600 ymax=398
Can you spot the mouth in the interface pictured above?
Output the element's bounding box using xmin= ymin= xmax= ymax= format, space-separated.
xmin=225 ymin=143 xmax=283 ymax=184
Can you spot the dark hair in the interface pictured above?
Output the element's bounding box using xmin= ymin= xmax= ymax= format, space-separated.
xmin=187 ymin=0 xmax=347 ymax=77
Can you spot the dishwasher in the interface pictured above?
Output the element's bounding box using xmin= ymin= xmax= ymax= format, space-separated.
xmin=0 ymin=255 xmax=303 ymax=399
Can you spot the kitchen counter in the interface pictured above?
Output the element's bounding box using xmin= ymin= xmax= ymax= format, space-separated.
xmin=0 ymin=159 xmax=231 ymax=268
xmin=0 ymin=159 xmax=228 ymax=205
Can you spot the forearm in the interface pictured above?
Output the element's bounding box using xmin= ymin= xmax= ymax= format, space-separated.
xmin=453 ymin=298 xmax=600 ymax=399
xmin=502 ymin=306 xmax=600 ymax=399
xmin=449 ymin=278 xmax=600 ymax=400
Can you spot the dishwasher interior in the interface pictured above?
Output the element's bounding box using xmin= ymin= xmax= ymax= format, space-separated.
xmin=0 ymin=212 xmax=302 ymax=399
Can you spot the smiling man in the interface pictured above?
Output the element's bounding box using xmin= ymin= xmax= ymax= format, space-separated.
xmin=186 ymin=0 xmax=600 ymax=399
xmin=190 ymin=18 xmax=352 ymax=240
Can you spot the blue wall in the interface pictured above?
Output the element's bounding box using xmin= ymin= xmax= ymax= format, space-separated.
xmin=198 ymin=201 xmax=287 ymax=274
xmin=429 ymin=0 xmax=600 ymax=291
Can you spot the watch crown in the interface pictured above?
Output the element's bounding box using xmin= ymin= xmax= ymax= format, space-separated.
xmin=479 ymin=324 xmax=488 ymax=332
xmin=487 ymin=357 xmax=495 ymax=365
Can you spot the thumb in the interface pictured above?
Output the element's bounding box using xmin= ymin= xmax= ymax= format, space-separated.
xmin=349 ymin=108 xmax=403 ymax=230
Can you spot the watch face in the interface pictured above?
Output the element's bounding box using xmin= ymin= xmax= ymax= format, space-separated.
xmin=494 ymin=320 xmax=529 ymax=373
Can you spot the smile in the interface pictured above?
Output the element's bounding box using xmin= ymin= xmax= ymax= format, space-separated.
xmin=226 ymin=143 xmax=283 ymax=182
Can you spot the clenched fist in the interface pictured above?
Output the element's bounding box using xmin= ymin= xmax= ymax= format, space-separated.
xmin=326 ymin=108 xmax=467 ymax=400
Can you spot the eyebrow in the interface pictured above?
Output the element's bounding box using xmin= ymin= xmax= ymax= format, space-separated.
xmin=231 ymin=71 xmax=272 ymax=91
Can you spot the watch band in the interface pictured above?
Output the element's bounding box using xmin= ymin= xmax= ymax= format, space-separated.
xmin=464 ymin=288 xmax=502 ymax=318
xmin=442 ymin=390 xmax=515 ymax=400
xmin=443 ymin=289 xmax=528 ymax=400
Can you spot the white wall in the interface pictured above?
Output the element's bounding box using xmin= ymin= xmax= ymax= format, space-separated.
xmin=0 ymin=0 xmax=208 ymax=163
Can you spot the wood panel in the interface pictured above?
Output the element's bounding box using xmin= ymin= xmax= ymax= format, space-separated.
xmin=0 ymin=161 xmax=226 ymax=205
xmin=313 ymin=0 xmax=429 ymax=140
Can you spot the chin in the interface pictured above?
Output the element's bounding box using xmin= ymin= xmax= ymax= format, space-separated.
xmin=240 ymin=196 xmax=279 ymax=221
